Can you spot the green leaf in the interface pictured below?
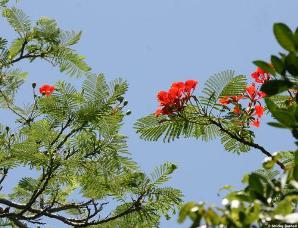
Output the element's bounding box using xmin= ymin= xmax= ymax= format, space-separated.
xmin=267 ymin=122 xmax=287 ymax=128
xmin=51 ymin=46 xmax=91 ymax=77
xmin=134 ymin=114 xmax=205 ymax=143
xmin=178 ymin=202 xmax=197 ymax=223
xmin=0 ymin=0 xmax=9 ymax=7
xmin=292 ymin=129 xmax=298 ymax=139
xmin=294 ymin=27 xmax=298 ymax=49
xmin=59 ymin=31 xmax=82 ymax=46
xmin=293 ymin=151 xmax=298 ymax=181
xmin=253 ymin=60 xmax=275 ymax=76
xmin=274 ymin=198 xmax=293 ymax=215
xmin=149 ymin=162 xmax=177 ymax=186
xmin=295 ymin=105 xmax=298 ymax=122
xmin=2 ymin=7 xmax=31 ymax=36
xmin=265 ymin=98 xmax=296 ymax=128
xmin=244 ymin=201 xmax=261 ymax=224
xmin=285 ymin=53 xmax=298 ymax=76
xmin=8 ymin=37 xmax=24 ymax=59
xmin=248 ymin=173 xmax=264 ymax=196
xmin=271 ymin=55 xmax=285 ymax=75
xmin=263 ymin=158 xmax=276 ymax=170
xmin=261 ymin=80 xmax=293 ymax=96
xmin=273 ymin=23 xmax=296 ymax=52
xmin=202 ymin=70 xmax=246 ymax=101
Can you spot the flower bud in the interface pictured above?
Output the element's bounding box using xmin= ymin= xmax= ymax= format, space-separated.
xmin=117 ymin=96 xmax=124 ymax=103
xmin=32 ymin=82 xmax=36 ymax=88
xmin=5 ymin=126 xmax=9 ymax=132
xmin=123 ymin=100 xmax=128 ymax=106
xmin=126 ymin=110 xmax=132 ymax=115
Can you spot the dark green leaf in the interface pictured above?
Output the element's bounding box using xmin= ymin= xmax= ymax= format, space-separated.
xmin=253 ymin=60 xmax=275 ymax=76
xmin=295 ymin=105 xmax=298 ymax=122
xmin=261 ymin=80 xmax=293 ymax=96
xmin=292 ymin=129 xmax=298 ymax=139
xmin=273 ymin=23 xmax=296 ymax=52
xmin=267 ymin=122 xmax=287 ymax=128
xmin=271 ymin=55 xmax=285 ymax=75
xmin=294 ymin=151 xmax=298 ymax=181
xmin=295 ymin=27 xmax=298 ymax=49
xmin=265 ymin=98 xmax=296 ymax=128
xmin=285 ymin=53 xmax=298 ymax=76
xmin=248 ymin=173 xmax=264 ymax=195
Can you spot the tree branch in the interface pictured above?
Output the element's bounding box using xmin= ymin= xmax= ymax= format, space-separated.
xmin=208 ymin=118 xmax=285 ymax=170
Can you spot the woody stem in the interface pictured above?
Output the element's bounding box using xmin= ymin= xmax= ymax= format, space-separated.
xmin=208 ymin=118 xmax=285 ymax=170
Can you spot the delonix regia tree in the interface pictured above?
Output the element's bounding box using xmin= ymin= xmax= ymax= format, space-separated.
xmin=135 ymin=23 xmax=298 ymax=227
xmin=0 ymin=1 xmax=182 ymax=227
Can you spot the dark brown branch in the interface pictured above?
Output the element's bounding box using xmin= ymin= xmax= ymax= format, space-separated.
xmin=9 ymin=216 xmax=28 ymax=228
xmin=56 ymin=124 xmax=85 ymax=150
xmin=0 ymin=193 xmax=144 ymax=227
xmin=208 ymin=118 xmax=285 ymax=170
xmin=9 ymin=53 xmax=44 ymax=65
xmin=0 ymin=168 xmax=8 ymax=190
xmin=49 ymin=117 xmax=73 ymax=147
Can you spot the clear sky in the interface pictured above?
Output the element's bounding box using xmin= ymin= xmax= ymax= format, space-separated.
xmin=1 ymin=0 xmax=298 ymax=227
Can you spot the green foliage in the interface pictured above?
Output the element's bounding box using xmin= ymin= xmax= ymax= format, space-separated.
xmin=273 ymin=23 xmax=296 ymax=52
xmin=134 ymin=113 xmax=204 ymax=142
xmin=175 ymin=22 xmax=298 ymax=227
xmin=2 ymin=7 xmax=31 ymax=36
xmin=259 ymin=23 xmax=298 ymax=98
xmin=261 ymin=80 xmax=293 ymax=96
xmin=220 ymin=130 xmax=252 ymax=153
xmin=0 ymin=74 xmax=182 ymax=226
xmin=178 ymin=166 xmax=298 ymax=227
xmin=0 ymin=6 xmax=91 ymax=77
xmin=265 ymin=98 xmax=297 ymax=129
xmin=202 ymin=70 xmax=246 ymax=103
xmin=0 ymin=3 xmax=182 ymax=227
xmin=135 ymin=71 xmax=252 ymax=154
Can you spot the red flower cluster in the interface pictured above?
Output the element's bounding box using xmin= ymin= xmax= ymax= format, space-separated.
xmin=251 ymin=67 xmax=271 ymax=84
xmin=155 ymin=80 xmax=198 ymax=116
xmin=218 ymin=67 xmax=270 ymax=128
xmin=39 ymin=84 xmax=55 ymax=96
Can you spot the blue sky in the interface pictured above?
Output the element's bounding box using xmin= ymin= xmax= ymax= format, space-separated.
xmin=1 ymin=0 xmax=298 ymax=227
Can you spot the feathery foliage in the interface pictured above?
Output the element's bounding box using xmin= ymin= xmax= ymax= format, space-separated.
xmin=135 ymin=71 xmax=252 ymax=154
xmin=0 ymin=3 xmax=182 ymax=227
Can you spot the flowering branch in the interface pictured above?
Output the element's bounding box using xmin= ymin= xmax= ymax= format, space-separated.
xmin=150 ymin=67 xmax=286 ymax=170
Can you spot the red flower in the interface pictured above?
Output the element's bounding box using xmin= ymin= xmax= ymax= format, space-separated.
xmin=251 ymin=67 xmax=270 ymax=84
xmin=171 ymin=82 xmax=185 ymax=90
xmin=184 ymin=80 xmax=198 ymax=92
xmin=257 ymin=91 xmax=266 ymax=99
xmin=39 ymin=84 xmax=55 ymax=96
xmin=154 ymin=79 xmax=198 ymax=117
xmin=246 ymin=84 xmax=256 ymax=100
xmin=254 ymin=105 xmax=264 ymax=117
xmin=219 ymin=96 xmax=231 ymax=105
xmin=157 ymin=91 xmax=170 ymax=105
xmin=168 ymin=87 xmax=182 ymax=100
xmin=233 ymin=105 xmax=241 ymax=114
xmin=251 ymin=118 xmax=260 ymax=128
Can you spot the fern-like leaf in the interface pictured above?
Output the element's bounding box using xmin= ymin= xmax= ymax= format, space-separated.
xmin=2 ymin=7 xmax=31 ymax=36
xmin=149 ymin=162 xmax=177 ymax=186
xmin=202 ymin=70 xmax=246 ymax=101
